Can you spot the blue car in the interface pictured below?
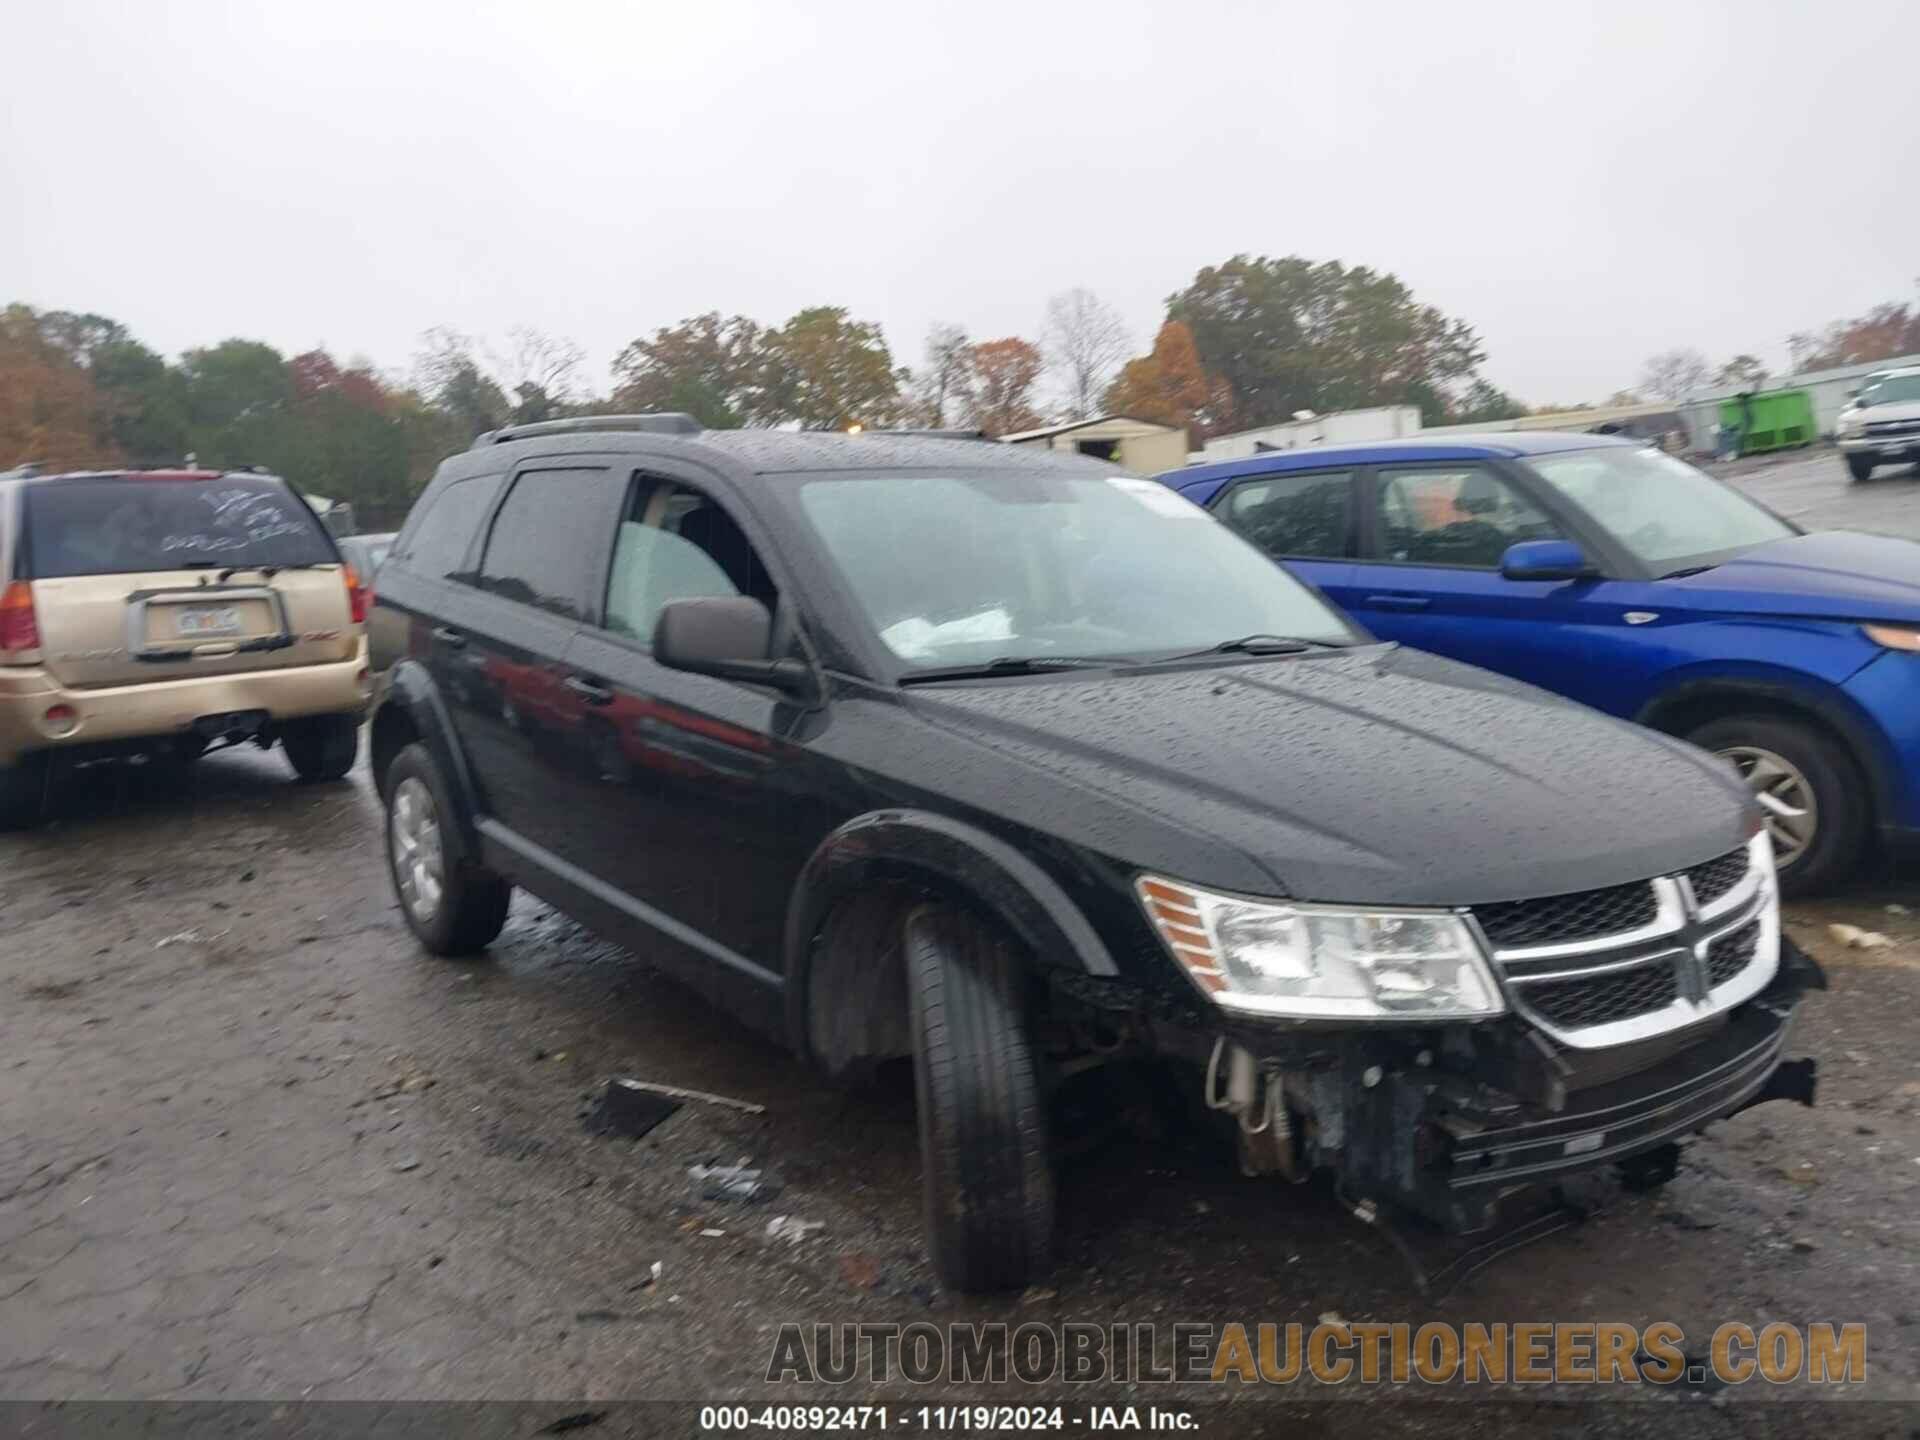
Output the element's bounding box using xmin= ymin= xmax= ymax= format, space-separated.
xmin=1162 ymin=433 xmax=1920 ymax=894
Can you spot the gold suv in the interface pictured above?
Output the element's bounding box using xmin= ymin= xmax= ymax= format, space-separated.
xmin=0 ymin=465 xmax=372 ymax=825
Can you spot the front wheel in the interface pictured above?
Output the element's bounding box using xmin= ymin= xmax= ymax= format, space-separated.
xmin=904 ymin=904 xmax=1055 ymax=1293
xmin=1687 ymin=714 xmax=1867 ymax=897
xmin=1845 ymin=453 xmax=1875 ymax=482
xmin=282 ymin=714 xmax=360 ymax=782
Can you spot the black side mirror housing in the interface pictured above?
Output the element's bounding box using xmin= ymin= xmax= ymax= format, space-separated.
xmin=1499 ymin=539 xmax=1599 ymax=582
xmin=654 ymin=596 xmax=817 ymax=699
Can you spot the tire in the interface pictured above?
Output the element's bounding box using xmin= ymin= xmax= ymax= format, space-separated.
xmin=1845 ymin=453 xmax=1875 ymax=483
xmin=282 ymin=714 xmax=360 ymax=782
xmin=384 ymin=741 xmax=511 ymax=955
xmin=0 ymin=753 xmax=50 ymax=830
xmin=1686 ymin=714 xmax=1867 ymax=898
xmin=903 ymin=903 xmax=1054 ymax=1292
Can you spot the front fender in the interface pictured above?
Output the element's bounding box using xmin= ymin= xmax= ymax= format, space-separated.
xmin=782 ymin=809 xmax=1119 ymax=1067
xmin=374 ymin=659 xmax=483 ymax=861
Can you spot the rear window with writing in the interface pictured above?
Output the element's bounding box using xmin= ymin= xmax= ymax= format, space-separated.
xmin=24 ymin=475 xmax=336 ymax=578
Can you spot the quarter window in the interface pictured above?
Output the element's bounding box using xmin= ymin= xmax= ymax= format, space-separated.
xmin=1220 ymin=471 xmax=1353 ymax=559
xmin=401 ymin=473 xmax=504 ymax=580
xmin=475 ymin=467 xmax=610 ymax=619
xmin=602 ymin=476 xmax=777 ymax=643
xmin=1373 ymin=466 xmax=1561 ymax=568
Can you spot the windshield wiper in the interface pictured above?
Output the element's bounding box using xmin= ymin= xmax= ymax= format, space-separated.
xmin=1657 ymin=564 xmax=1719 ymax=580
xmin=1160 ymin=633 xmax=1346 ymax=662
xmin=899 ymin=655 xmax=1140 ymax=684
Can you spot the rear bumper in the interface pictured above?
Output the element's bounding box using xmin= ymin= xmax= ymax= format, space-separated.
xmin=0 ymin=639 xmax=370 ymax=766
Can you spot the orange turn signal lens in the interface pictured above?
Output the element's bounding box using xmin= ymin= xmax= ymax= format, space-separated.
xmin=1863 ymin=624 xmax=1920 ymax=653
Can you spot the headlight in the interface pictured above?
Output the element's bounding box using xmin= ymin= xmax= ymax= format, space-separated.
xmin=1837 ymin=411 xmax=1863 ymax=435
xmin=1864 ymin=623 xmax=1920 ymax=652
xmin=1135 ymin=876 xmax=1505 ymax=1020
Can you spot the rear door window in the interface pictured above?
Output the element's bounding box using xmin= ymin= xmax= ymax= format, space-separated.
xmin=24 ymin=475 xmax=335 ymax=577
xmin=1217 ymin=470 xmax=1354 ymax=558
xmin=475 ymin=467 xmax=611 ymax=620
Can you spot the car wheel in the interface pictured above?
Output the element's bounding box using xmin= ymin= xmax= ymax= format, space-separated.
xmin=282 ymin=714 xmax=360 ymax=782
xmin=903 ymin=903 xmax=1054 ymax=1292
xmin=1845 ymin=453 xmax=1875 ymax=482
xmin=385 ymin=742 xmax=511 ymax=954
xmin=1687 ymin=715 xmax=1866 ymax=897
xmin=0 ymin=753 xmax=50 ymax=830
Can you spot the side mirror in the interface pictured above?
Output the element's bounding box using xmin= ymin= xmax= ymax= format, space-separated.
xmin=1500 ymin=539 xmax=1598 ymax=582
xmin=653 ymin=596 xmax=817 ymax=698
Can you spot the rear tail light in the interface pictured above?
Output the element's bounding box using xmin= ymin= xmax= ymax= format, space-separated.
xmin=0 ymin=580 xmax=40 ymax=658
xmin=343 ymin=565 xmax=370 ymax=626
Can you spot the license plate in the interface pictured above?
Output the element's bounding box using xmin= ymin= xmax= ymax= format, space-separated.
xmin=176 ymin=606 xmax=244 ymax=637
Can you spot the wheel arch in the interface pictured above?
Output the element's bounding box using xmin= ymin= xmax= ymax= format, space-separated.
xmin=1636 ymin=674 xmax=1892 ymax=826
xmin=782 ymin=809 xmax=1118 ymax=1074
xmin=371 ymin=660 xmax=483 ymax=859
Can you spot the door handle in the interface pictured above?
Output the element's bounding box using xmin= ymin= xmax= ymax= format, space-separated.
xmin=431 ymin=626 xmax=467 ymax=649
xmin=564 ymin=675 xmax=614 ymax=706
xmin=1364 ymin=594 xmax=1431 ymax=611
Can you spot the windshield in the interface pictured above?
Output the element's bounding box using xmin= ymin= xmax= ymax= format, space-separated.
xmin=1523 ymin=447 xmax=1793 ymax=573
xmin=796 ymin=471 xmax=1359 ymax=670
xmin=1856 ymin=374 xmax=1920 ymax=406
xmin=24 ymin=475 xmax=336 ymax=578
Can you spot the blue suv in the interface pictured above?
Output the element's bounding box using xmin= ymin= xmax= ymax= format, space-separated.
xmin=1163 ymin=433 xmax=1920 ymax=894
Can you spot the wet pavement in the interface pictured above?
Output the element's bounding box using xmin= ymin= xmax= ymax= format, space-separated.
xmin=1 ymin=444 xmax=1918 ymax=1432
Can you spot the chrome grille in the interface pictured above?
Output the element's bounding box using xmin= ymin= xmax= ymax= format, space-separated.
xmin=1708 ymin=920 xmax=1761 ymax=988
xmin=1526 ymin=963 xmax=1678 ymax=1029
xmin=1686 ymin=847 xmax=1750 ymax=908
xmin=1473 ymin=880 xmax=1658 ymax=949
xmin=1472 ymin=837 xmax=1777 ymax=1049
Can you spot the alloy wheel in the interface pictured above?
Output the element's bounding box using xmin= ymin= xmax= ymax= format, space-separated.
xmin=1719 ymin=744 xmax=1817 ymax=869
xmin=390 ymin=776 xmax=446 ymax=922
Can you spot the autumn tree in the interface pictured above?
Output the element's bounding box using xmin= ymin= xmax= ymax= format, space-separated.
xmin=0 ymin=304 xmax=118 ymax=470
xmin=610 ymin=311 xmax=762 ymax=428
xmin=755 ymin=307 xmax=902 ymax=430
xmin=1789 ymin=298 xmax=1920 ymax=372
xmin=1639 ymin=348 xmax=1711 ymax=403
xmin=1167 ymin=255 xmax=1484 ymax=429
xmin=907 ymin=323 xmax=973 ymax=428
xmin=962 ymin=337 xmax=1047 ymax=435
xmin=1102 ymin=320 xmax=1231 ymax=438
xmin=1043 ymin=289 xmax=1129 ymax=420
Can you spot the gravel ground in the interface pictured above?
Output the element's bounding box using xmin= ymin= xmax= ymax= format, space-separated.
xmin=1 ymin=444 xmax=1917 ymax=1435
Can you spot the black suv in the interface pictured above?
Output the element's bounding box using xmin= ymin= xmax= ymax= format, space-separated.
xmin=369 ymin=415 xmax=1822 ymax=1292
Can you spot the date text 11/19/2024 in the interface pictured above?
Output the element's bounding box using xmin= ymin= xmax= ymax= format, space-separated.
xmin=698 ymin=1406 xmax=1194 ymax=1432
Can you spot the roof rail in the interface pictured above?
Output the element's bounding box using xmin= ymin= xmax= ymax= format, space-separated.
xmin=860 ymin=428 xmax=992 ymax=441
xmin=472 ymin=413 xmax=703 ymax=449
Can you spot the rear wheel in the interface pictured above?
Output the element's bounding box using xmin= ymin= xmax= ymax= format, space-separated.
xmin=1687 ymin=714 xmax=1867 ymax=897
xmin=903 ymin=903 xmax=1054 ymax=1292
xmin=282 ymin=714 xmax=360 ymax=782
xmin=0 ymin=753 xmax=51 ymax=830
xmin=1846 ymin=453 xmax=1875 ymax=482
xmin=385 ymin=742 xmax=510 ymax=954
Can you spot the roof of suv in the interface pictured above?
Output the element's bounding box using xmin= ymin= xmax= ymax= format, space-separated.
xmin=448 ymin=418 xmax=1112 ymax=480
xmin=1174 ymin=431 xmax=1638 ymax=487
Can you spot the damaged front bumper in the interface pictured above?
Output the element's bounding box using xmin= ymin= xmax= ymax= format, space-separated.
xmin=1180 ymin=938 xmax=1826 ymax=1233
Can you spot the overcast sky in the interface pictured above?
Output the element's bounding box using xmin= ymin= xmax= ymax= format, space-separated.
xmin=5 ymin=0 xmax=1915 ymax=408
